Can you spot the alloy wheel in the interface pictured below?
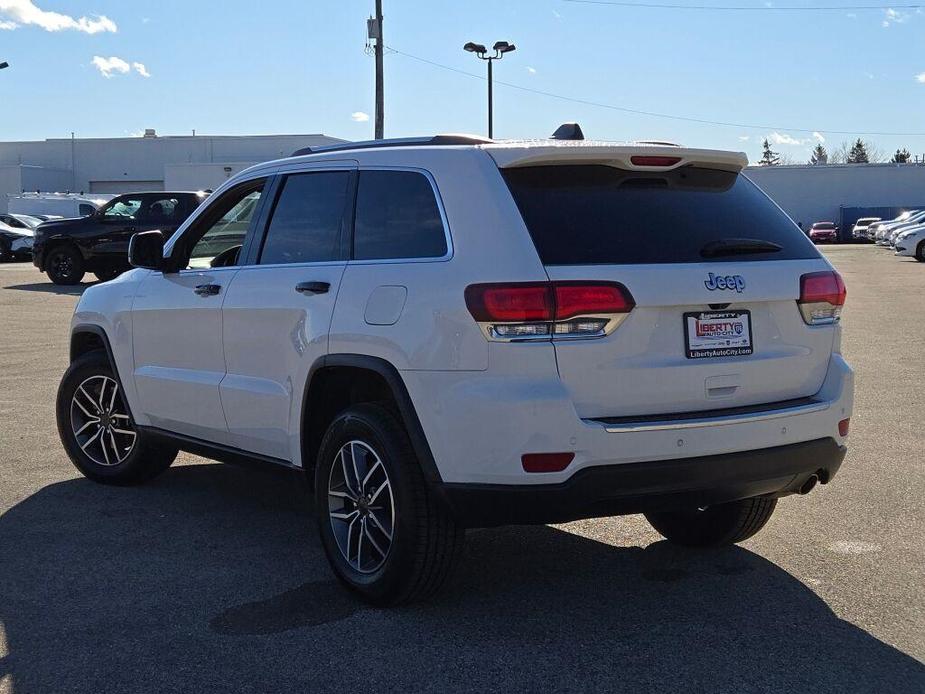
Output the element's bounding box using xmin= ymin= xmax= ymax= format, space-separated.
xmin=327 ymin=440 xmax=395 ymax=574
xmin=50 ymin=251 xmax=75 ymax=280
xmin=70 ymin=375 xmax=136 ymax=466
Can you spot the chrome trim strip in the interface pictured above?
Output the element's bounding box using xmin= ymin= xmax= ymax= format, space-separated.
xmin=590 ymin=400 xmax=831 ymax=433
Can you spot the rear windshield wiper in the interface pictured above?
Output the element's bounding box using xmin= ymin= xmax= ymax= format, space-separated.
xmin=700 ymin=238 xmax=783 ymax=258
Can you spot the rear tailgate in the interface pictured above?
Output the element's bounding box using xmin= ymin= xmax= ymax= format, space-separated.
xmin=496 ymin=153 xmax=839 ymax=420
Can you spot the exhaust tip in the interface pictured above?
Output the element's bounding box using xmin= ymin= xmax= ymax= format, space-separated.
xmin=799 ymin=474 xmax=819 ymax=495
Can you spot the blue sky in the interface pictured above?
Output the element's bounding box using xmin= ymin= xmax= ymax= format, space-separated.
xmin=1 ymin=0 xmax=924 ymax=164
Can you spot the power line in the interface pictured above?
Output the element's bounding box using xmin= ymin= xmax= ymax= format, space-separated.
xmin=563 ymin=0 xmax=921 ymax=10
xmin=384 ymin=45 xmax=925 ymax=137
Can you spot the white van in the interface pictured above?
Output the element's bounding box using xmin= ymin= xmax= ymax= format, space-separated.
xmin=6 ymin=193 xmax=114 ymax=220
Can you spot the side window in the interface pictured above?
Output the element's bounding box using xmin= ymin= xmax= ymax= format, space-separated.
xmin=102 ymin=197 xmax=143 ymax=219
xmin=258 ymin=171 xmax=350 ymax=265
xmin=185 ymin=181 xmax=265 ymax=269
xmin=353 ymin=170 xmax=447 ymax=261
xmin=140 ymin=196 xmax=182 ymax=223
xmin=78 ymin=203 xmax=96 ymax=216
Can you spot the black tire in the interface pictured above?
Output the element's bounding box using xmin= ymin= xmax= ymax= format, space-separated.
xmin=46 ymin=245 xmax=85 ymax=285
xmin=916 ymin=240 xmax=925 ymax=262
xmin=56 ymin=350 xmax=178 ymax=485
xmin=315 ymin=403 xmax=463 ymax=605
xmin=644 ymin=497 xmax=777 ymax=547
xmin=94 ymin=266 xmax=123 ymax=282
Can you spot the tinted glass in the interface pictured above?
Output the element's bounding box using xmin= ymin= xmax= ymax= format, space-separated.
xmin=187 ymin=184 xmax=264 ymax=269
xmin=502 ymin=165 xmax=819 ymax=265
xmin=260 ymin=172 xmax=350 ymax=265
xmin=141 ymin=196 xmax=182 ymax=223
xmin=354 ymin=170 xmax=447 ymax=260
xmin=78 ymin=204 xmax=96 ymax=216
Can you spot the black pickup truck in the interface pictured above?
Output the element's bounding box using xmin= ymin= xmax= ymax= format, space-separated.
xmin=33 ymin=191 xmax=207 ymax=284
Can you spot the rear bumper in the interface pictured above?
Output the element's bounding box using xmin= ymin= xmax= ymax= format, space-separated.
xmin=437 ymin=438 xmax=845 ymax=527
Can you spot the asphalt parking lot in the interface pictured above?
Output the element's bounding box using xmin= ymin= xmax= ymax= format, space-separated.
xmin=0 ymin=246 xmax=922 ymax=693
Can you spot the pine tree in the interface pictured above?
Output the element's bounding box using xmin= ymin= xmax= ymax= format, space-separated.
xmin=891 ymin=148 xmax=911 ymax=164
xmin=810 ymin=144 xmax=828 ymax=165
xmin=758 ymin=138 xmax=780 ymax=166
xmin=846 ymin=138 xmax=869 ymax=164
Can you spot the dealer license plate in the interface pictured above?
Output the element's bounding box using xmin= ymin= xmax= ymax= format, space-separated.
xmin=683 ymin=310 xmax=753 ymax=359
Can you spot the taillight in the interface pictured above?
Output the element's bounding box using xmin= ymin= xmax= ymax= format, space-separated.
xmin=465 ymin=281 xmax=635 ymax=341
xmin=798 ymin=271 xmax=846 ymax=325
xmin=629 ymin=155 xmax=682 ymax=167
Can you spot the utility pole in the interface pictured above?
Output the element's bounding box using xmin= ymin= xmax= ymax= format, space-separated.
xmin=373 ymin=0 xmax=384 ymax=139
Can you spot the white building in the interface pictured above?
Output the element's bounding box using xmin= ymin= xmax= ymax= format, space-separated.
xmin=745 ymin=162 xmax=925 ymax=235
xmin=0 ymin=130 xmax=346 ymax=208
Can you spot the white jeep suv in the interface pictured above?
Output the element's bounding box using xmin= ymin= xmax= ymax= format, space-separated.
xmin=56 ymin=135 xmax=853 ymax=604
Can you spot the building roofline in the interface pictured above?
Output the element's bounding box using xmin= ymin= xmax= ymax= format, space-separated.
xmin=1 ymin=133 xmax=348 ymax=146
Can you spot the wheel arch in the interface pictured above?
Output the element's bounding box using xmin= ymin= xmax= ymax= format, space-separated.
xmin=300 ymin=354 xmax=443 ymax=485
xmin=68 ymin=323 xmax=137 ymax=421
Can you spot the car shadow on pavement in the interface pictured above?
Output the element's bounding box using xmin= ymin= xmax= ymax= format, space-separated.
xmin=3 ymin=281 xmax=94 ymax=295
xmin=0 ymin=462 xmax=922 ymax=693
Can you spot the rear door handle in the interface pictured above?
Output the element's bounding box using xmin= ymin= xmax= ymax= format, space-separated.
xmin=295 ymin=281 xmax=330 ymax=295
xmin=194 ymin=284 xmax=221 ymax=297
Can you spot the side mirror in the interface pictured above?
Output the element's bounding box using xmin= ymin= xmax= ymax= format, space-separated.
xmin=128 ymin=230 xmax=165 ymax=270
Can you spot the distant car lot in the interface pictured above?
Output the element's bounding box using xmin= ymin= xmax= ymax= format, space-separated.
xmin=0 ymin=246 xmax=922 ymax=692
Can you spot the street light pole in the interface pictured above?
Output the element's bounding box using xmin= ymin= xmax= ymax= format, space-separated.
xmin=463 ymin=41 xmax=515 ymax=139
xmin=487 ymin=58 xmax=493 ymax=138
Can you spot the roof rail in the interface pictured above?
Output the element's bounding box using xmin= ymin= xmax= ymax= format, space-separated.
xmin=291 ymin=134 xmax=493 ymax=157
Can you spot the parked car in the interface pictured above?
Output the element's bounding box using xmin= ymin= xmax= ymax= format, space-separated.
xmin=0 ymin=213 xmax=44 ymax=230
xmin=32 ymin=215 xmax=64 ymax=222
xmin=894 ymin=224 xmax=925 ymax=261
xmin=876 ymin=210 xmax=925 ymax=245
xmin=32 ymin=191 xmax=208 ymax=284
xmin=850 ymin=217 xmax=880 ymax=242
xmin=0 ymin=220 xmax=34 ymax=261
xmin=809 ymin=221 xmax=838 ymax=243
xmin=55 ymin=135 xmax=852 ymax=605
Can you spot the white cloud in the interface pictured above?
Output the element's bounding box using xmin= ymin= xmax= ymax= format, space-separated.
xmin=738 ymin=135 xmax=750 ymax=141
xmin=812 ymin=131 xmax=825 ymax=143
xmin=846 ymin=12 xmax=857 ymax=19
xmin=882 ymin=8 xmax=909 ymax=27
xmin=553 ymin=9 xmax=561 ymax=18
xmin=769 ymin=131 xmax=802 ymax=146
xmin=132 ymin=62 xmax=150 ymax=77
xmin=351 ymin=111 xmax=370 ymax=122
xmin=916 ymin=72 xmax=925 ymax=83
xmin=0 ymin=18 xmax=16 ymax=29
xmin=526 ymin=66 xmax=536 ymax=74
xmin=0 ymin=0 xmax=116 ymax=33
xmin=91 ymin=56 xmax=130 ymax=78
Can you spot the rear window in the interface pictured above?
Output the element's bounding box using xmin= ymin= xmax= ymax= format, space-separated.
xmin=501 ymin=165 xmax=819 ymax=265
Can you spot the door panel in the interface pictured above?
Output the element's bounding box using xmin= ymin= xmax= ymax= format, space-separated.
xmin=219 ymin=167 xmax=354 ymax=462
xmin=220 ymin=263 xmax=347 ymax=460
xmin=132 ymin=268 xmax=238 ymax=443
